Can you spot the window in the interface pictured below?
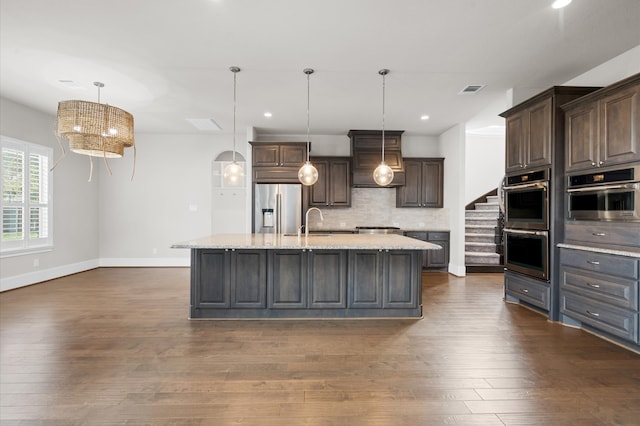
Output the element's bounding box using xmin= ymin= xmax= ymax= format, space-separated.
xmin=1 ymin=135 xmax=53 ymax=255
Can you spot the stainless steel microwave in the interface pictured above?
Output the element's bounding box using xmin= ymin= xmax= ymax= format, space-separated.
xmin=567 ymin=165 xmax=640 ymax=222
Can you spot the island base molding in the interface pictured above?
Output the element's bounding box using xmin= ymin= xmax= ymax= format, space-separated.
xmin=190 ymin=307 xmax=423 ymax=319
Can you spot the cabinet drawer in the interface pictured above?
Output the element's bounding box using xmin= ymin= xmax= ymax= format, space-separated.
xmin=560 ymin=249 xmax=638 ymax=280
xmin=561 ymin=293 xmax=638 ymax=343
xmin=560 ymin=266 xmax=638 ymax=310
xmin=505 ymin=273 xmax=550 ymax=310
xmin=565 ymin=222 xmax=640 ymax=249
xmin=428 ymin=232 xmax=449 ymax=241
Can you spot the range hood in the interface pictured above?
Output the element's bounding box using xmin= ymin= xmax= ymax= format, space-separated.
xmin=349 ymin=130 xmax=405 ymax=187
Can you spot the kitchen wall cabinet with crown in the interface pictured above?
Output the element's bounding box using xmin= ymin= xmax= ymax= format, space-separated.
xmin=349 ymin=130 xmax=406 ymax=187
xmin=563 ymin=73 xmax=640 ymax=173
xmin=250 ymin=142 xmax=308 ymax=183
xmin=396 ymin=158 xmax=444 ymax=208
xmin=502 ymin=87 xmax=601 ymax=174
xmin=306 ymin=157 xmax=351 ymax=207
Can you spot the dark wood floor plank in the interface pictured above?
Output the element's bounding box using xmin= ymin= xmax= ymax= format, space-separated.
xmin=1 ymin=268 xmax=640 ymax=424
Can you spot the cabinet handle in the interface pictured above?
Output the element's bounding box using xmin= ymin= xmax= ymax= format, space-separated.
xmin=586 ymin=310 xmax=600 ymax=317
xmin=586 ymin=282 xmax=600 ymax=289
xmin=592 ymin=233 xmax=606 ymax=236
xmin=520 ymin=288 xmax=529 ymax=294
xmin=587 ymin=260 xmax=600 ymax=265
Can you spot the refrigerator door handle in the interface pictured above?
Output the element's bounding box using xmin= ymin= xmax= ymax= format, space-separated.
xmin=276 ymin=193 xmax=282 ymax=234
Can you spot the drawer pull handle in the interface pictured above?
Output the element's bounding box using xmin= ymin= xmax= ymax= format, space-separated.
xmin=586 ymin=310 xmax=600 ymax=317
xmin=587 ymin=260 xmax=600 ymax=265
xmin=592 ymin=233 xmax=606 ymax=236
xmin=586 ymin=283 xmax=600 ymax=289
xmin=520 ymin=288 xmax=529 ymax=294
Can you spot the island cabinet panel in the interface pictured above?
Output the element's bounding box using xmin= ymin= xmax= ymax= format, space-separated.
xmin=192 ymin=250 xmax=230 ymax=309
xmin=384 ymin=251 xmax=420 ymax=308
xmin=268 ymin=250 xmax=307 ymax=309
xmin=308 ymin=250 xmax=347 ymax=308
xmin=231 ymin=250 xmax=267 ymax=308
xmin=348 ymin=251 xmax=382 ymax=308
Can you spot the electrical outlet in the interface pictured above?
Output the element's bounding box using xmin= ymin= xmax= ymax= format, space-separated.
xmin=316 ymin=222 xmax=323 ymax=227
xmin=33 ymin=258 xmax=39 ymax=267
xmin=393 ymin=222 xmax=400 ymax=227
xmin=339 ymin=222 xmax=346 ymax=228
xmin=418 ymin=222 xmax=425 ymax=228
xmin=188 ymin=204 xmax=198 ymax=212
xmin=152 ymin=248 xmax=158 ymax=255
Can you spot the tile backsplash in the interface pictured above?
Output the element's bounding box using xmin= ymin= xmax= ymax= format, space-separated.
xmin=309 ymin=188 xmax=449 ymax=231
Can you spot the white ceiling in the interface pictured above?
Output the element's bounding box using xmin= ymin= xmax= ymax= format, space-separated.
xmin=1 ymin=0 xmax=639 ymax=138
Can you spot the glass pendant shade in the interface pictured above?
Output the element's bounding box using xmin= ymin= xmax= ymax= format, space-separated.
xmin=373 ymin=161 xmax=394 ymax=186
xmin=298 ymin=161 xmax=318 ymax=186
xmin=223 ymin=161 xmax=244 ymax=186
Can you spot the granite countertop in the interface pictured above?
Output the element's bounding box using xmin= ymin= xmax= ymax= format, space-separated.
xmin=557 ymin=243 xmax=640 ymax=259
xmin=172 ymin=233 xmax=443 ymax=250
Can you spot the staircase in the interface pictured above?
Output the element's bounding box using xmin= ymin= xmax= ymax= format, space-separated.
xmin=465 ymin=194 xmax=503 ymax=272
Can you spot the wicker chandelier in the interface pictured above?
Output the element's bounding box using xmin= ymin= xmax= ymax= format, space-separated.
xmin=54 ymin=82 xmax=135 ymax=181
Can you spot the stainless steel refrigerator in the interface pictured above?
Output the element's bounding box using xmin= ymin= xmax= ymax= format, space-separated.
xmin=253 ymin=184 xmax=302 ymax=234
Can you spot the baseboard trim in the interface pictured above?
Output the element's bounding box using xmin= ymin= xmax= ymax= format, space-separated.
xmin=1 ymin=259 xmax=100 ymax=292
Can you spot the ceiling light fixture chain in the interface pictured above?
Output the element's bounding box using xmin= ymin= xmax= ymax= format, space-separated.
xmin=222 ymin=66 xmax=245 ymax=187
xmin=373 ymin=68 xmax=394 ymax=186
xmin=298 ymin=68 xmax=318 ymax=186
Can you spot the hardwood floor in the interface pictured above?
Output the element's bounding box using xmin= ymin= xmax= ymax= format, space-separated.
xmin=1 ymin=268 xmax=639 ymax=425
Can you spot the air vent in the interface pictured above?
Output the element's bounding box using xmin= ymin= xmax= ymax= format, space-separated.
xmin=459 ymin=85 xmax=485 ymax=94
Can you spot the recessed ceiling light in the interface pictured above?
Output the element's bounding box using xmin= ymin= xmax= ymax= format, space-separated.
xmin=552 ymin=0 xmax=572 ymax=9
xmin=264 ymin=112 xmax=272 ymax=118
xmin=420 ymin=115 xmax=430 ymax=120
xmin=185 ymin=118 xmax=222 ymax=131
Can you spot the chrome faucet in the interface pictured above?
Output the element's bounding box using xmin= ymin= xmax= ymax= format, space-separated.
xmin=304 ymin=207 xmax=324 ymax=239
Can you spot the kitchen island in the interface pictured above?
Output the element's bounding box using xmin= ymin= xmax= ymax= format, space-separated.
xmin=172 ymin=233 xmax=441 ymax=319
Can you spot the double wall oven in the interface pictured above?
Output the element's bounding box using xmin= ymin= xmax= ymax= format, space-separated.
xmin=503 ymin=169 xmax=550 ymax=280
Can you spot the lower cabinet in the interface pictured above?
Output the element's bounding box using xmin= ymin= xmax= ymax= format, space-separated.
xmin=559 ymin=247 xmax=639 ymax=345
xmin=268 ymin=249 xmax=347 ymax=309
xmin=190 ymin=248 xmax=421 ymax=318
xmin=404 ymin=231 xmax=450 ymax=269
xmin=192 ymin=249 xmax=267 ymax=310
xmin=348 ymin=250 xmax=420 ymax=309
xmin=504 ymin=270 xmax=550 ymax=312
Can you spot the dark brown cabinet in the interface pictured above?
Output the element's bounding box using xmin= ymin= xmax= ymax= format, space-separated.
xmin=500 ymin=86 xmax=600 ymax=175
xmin=504 ymin=97 xmax=553 ymax=173
xmin=564 ymin=75 xmax=640 ymax=172
xmin=250 ymin=142 xmax=307 ymax=182
xmin=348 ymin=250 xmax=420 ymax=309
xmin=348 ymin=130 xmax=406 ymax=186
xmin=396 ymin=158 xmax=443 ymax=208
xmin=404 ymin=231 xmax=450 ymax=269
xmin=307 ymin=157 xmax=351 ymax=207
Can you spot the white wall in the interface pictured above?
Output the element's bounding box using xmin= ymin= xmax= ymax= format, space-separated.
xmin=0 ymin=98 xmax=100 ymax=291
xmin=464 ymin=133 xmax=505 ymax=204
xmin=439 ymin=124 xmax=466 ymax=277
xmin=98 ymin=133 xmax=249 ymax=266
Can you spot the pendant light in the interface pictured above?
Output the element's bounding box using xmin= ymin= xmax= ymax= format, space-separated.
xmin=298 ymin=68 xmax=319 ymax=186
xmin=223 ymin=66 xmax=245 ymax=187
xmin=373 ymin=69 xmax=394 ymax=186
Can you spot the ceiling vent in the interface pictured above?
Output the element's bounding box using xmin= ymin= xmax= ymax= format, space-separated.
xmin=459 ymin=85 xmax=485 ymax=94
xmin=186 ymin=118 xmax=222 ymax=131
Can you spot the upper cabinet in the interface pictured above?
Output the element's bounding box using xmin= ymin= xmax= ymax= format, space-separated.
xmin=250 ymin=142 xmax=307 ymax=183
xmin=307 ymin=157 xmax=351 ymax=207
xmin=500 ymin=86 xmax=601 ymax=175
xmin=349 ymin=130 xmax=406 ymax=187
xmin=504 ymin=97 xmax=553 ymax=172
xmin=396 ymin=158 xmax=443 ymax=208
xmin=564 ymin=74 xmax=640 ymax=173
